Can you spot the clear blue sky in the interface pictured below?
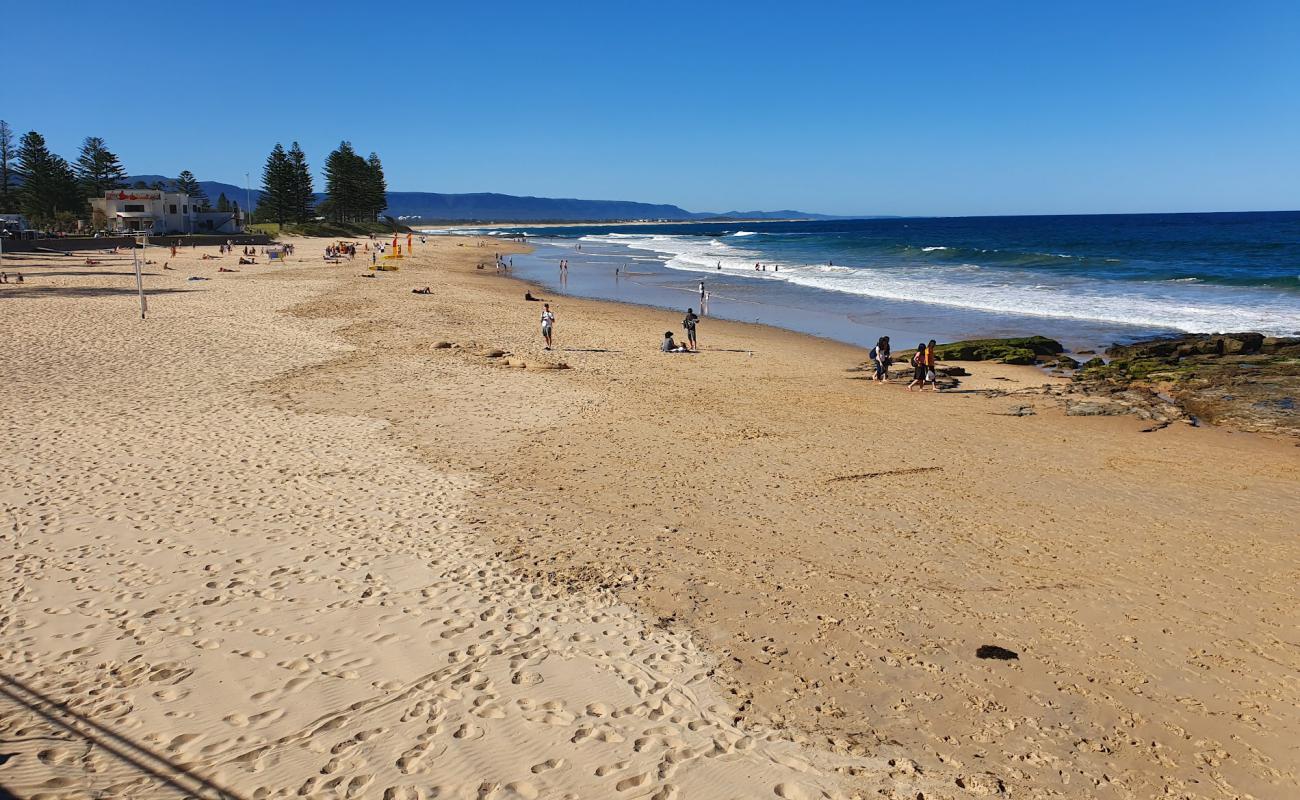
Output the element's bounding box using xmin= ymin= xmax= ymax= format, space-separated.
xmin=4 ymin=1 xmax=1298 ymax=216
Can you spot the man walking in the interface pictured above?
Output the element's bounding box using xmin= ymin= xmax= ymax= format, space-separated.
xmin=540 ymin=303 xmax=556 ymax=350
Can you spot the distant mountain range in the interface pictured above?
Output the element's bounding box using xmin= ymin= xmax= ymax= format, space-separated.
xmin=125 ymin=175 xmax=840 ymax=223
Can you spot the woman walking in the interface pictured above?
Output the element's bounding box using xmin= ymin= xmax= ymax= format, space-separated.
xmin=923 ymin=339 xmax=939 ymax=390
xmin=907 ymin=342 xmax=927 ymax=391
xmin=871 ymin=336 xmax=891 ymax=382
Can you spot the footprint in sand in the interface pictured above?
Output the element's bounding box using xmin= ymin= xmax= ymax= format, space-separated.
xmin=530 ymin=758 xmax=566 ymax=774
xmin=452 ymin=722 xmax=484 ymax=741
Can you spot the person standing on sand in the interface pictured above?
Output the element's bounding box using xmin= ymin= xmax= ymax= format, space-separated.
xmin=540 ymin=303 xmax=556 ymax=350
xmin=907 ymin=342 xmax=927 ymax=391
xmin=871 ymin=336 xmax=891 ymax=382
xmin=699 ymin=281 xmax=705 ymax=302
xmin=683 ymin=308 xmax=699 ymax=351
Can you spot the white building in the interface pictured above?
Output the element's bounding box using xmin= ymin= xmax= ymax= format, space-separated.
xmin=89 ymin=190 xmax=241 ymax=235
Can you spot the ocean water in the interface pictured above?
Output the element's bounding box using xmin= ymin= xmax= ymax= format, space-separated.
xmin=429 ymin=211 xmax=1300 ymax=351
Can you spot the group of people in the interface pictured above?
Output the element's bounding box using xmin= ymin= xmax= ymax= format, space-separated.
xmin=325 ymin=243 xmax=356 ymax=260
xmin=870 ymin=336 xmax=941 ymax=390
xmin=536 ymin=301 xmax=701 ymax=355
xmin=0 ymin=271 xmax=24 ymax=284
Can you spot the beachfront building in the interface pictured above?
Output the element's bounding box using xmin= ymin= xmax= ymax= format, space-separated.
xmin=89 ymin=190 xmax=242 ymax=235
xmin=1 ymin=214 xmax=32 ymax=238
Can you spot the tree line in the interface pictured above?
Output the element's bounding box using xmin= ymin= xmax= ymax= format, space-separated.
xmin=0 ymin=119 xmax=391 ymax=231
xmin=0 ymin=120 xmax=218 ymax=229
xmin=258 ymin=140 xmax=387 ymax=225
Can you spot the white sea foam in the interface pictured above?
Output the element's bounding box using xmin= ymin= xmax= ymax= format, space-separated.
xmin=730 ymin=231 xmax=758 ymax=237
xmin=920 ymin=246 xmax=948 ymax=252
xmin=585 ymin=233 xmax=1300 ymax=336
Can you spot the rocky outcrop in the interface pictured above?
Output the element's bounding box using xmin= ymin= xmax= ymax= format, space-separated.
xmin=931 ymin=336 xmax=1064 ymax=364
xmin=1075 ymin=333 xmax=1300 ymax=437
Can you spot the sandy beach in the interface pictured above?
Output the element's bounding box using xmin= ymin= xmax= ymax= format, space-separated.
xmin=2 ymin=236 xmax=1297 ymax=800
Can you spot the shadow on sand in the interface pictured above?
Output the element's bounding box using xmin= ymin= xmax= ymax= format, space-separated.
xmin=0 ymin=674 xmax=245 ymax=800
xmin=0 ymin=287 xmax=193 ymax=300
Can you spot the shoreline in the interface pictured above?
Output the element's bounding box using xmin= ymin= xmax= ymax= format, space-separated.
xmin=266 ymin=235 xmax=1299 ymax=798
xmin=4 ymin=234 xmax=1298 ymax=799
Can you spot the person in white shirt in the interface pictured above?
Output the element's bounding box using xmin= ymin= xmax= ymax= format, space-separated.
xmin=540 ymin=304 xmax=555 ymax=349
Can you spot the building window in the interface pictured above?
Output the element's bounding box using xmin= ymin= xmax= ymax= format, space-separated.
xmin=183 ymin=205 xmax=188 ymax=213
xmin=170 ymin=204 xmax=177 ymax=214
xmin=124 ymin=204 xmax=145 ymax=212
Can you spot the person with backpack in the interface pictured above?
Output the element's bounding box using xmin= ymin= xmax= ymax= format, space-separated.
xmin=682 ymin=308 xmax=700 ymax=351
xmin=870 ymin=336 xmax=892 ymax=382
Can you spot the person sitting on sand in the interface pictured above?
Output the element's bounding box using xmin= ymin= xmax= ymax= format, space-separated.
xmin=163 ymin=262 xmax=174 ymax=270
xmin=412 ymin=287 xmax=432 ymax=294
xmin=661 ymin=331 xmax=689 ymax=353
xmin=524 ymin=291 xmax=541 ymax=301
xmin=238 ymin=257 xmax=255 ymax=265
xmin=0 ymin=272 xmax=7 ymax=283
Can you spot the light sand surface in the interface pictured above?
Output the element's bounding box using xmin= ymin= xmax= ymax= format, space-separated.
xmin=0 ymin=243 xmax=895 ymax=800
xmin=2 ymin=236 xmax=1298 ymax=800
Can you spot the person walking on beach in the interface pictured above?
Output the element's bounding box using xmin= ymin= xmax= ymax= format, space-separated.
xmin=871 ymin=336 xmax=892 ymax=382
xmin=683 ymin=308 xmax=699 ymax=351
xmin=540 ymin=303 xmax=556 ymax=350
xmin=907 ymin=342 xmax=927 ymax=391
xmin=923 ymin=339 xmax=940 ymax=390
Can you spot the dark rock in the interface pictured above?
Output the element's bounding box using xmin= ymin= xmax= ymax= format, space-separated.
xmin=1081 ymin=357 xmax=1105 ymax=369
xmin=1055 ymin=355 xmax=1081 ymax=369
xmin=976 ymin=645 xmax=1019 ymax=660
xmin=994 ymin=405 xmax=1035 ymax=417
xmin=1066 ymin=400 xmax=1127 ymax=417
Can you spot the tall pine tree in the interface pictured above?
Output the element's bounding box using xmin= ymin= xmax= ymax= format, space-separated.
xmin=322 ymin=141 xmax=362 ymax=223
xmin=0 ymin=120 xmax=16 ymax=214
xmin=14 ymin=130 xmax=81 ymax=227
xmin=260 ymin=144 xmax=294 ymax=225
xmin=286 ymin=142 xmax=315 ymax=223
xmin=365 ymin=152 xmax=387 ymax=222
xmin=74 ymin=136 xmax=127 ymax=200
xmin=174 ymin=170 xmax=208 ymax=208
